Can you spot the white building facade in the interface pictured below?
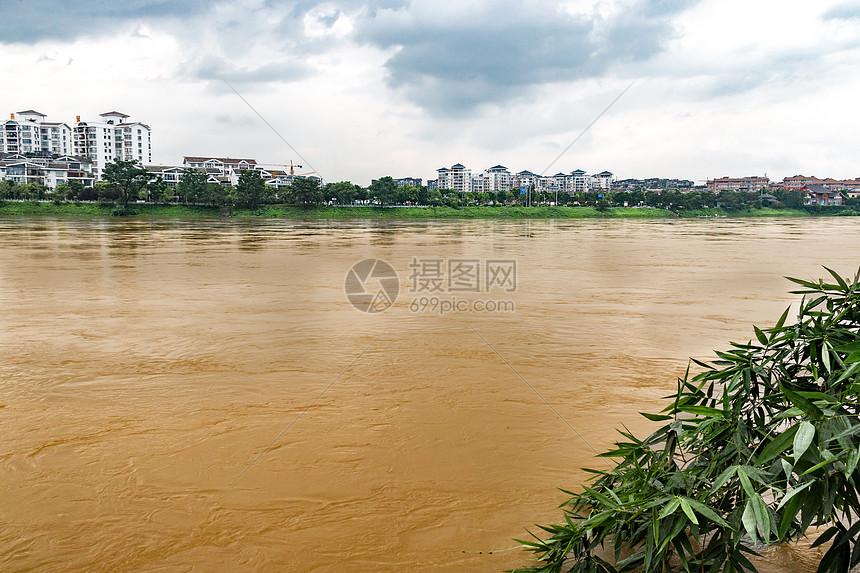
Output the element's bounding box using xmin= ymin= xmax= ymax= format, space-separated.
xmin=1 ymin=110 xmax=72 ymax=156
xmin=592 ymin=170 xmax=613 ymax=191
xmin=73 ymin=111 xmax=152 ymax=178
xmin=565 ymin=169 xmax=590 ymax=194
xmin=483 ymin=165 xmax=512 ymax=193
xmin=0 ymin=152 xmax=96 ymax=188
xmin=436 ymin=163 xmax=472 ymax=192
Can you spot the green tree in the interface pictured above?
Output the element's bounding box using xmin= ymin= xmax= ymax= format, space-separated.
xmin=147 ymin=176 xmax=173 ymax=204
xmin=783 ymin=189 xmax=805 ymax=209
xmin=0 ymin=180 xmax=17 ymax=200
xmin=369 ymin=176 xmax=397 ymax=206
xmin=235 ymin=169 xmax=267 ymax=210
xmin=176 ymin=169 xmax=208 ymax=204
xmin=102 ymin=159 xmax=150 ymax=210
xmin=516 ymin=268 xmax=860 ymax=573
xmin=204 ymin=182 xmax=233 ymax=208
xmin=428 ymin=188 xmax=443 ymax=206
xmin=288 ymin=177 xmax=324 ymax=207
xmin=326 ymin=181 xmax=359 ymax=205
xmin=53 ymin=183 xmax=71 ymax=203
xmin=397 ymin=184 xmax=421 ymax=205
xmin=66 ymin=180 xmax=86 ymax=201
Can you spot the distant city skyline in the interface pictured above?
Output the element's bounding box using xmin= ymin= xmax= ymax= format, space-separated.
xmin=2 ymin=0 xmax=859 ymax=185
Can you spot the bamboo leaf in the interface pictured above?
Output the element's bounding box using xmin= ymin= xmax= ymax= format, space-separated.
xmin=781 ymin=385 xmax=824 ymax=420
xmin=737 ymin=466 xmax=756 ymax=498
xmin=774 ymin=306 xmax=791 ymax=330
xmin=776 ymin=481 xmax=814 ymax=511
xmin=742 ymin=501 xmax=758 ymax=545
xmin=684 ymin=498 xmax=731 ymax=528
xmin=758 ymin=424 xmax=800 ymax=465
xmin=658 ymin=497 xmax=681 ymax=520
xmin=824 ymin=266 xmax=849 ymax=290
xmin=710 ymin=465 xmax=739 ymax=493
xmin=676 ymin=405 xmax=724 ymax=417
xmin=640 ymin=412 xmax=673 ymax=422
xmin=754 ymin=325 xmax=769 ymax=346
xmin=845 ymin=447 xmax=860 ymax=478
xmin=794 ymin=421 xmax=816 ymax=462
xmin=679 ymin=497 xmax=698 ymax=525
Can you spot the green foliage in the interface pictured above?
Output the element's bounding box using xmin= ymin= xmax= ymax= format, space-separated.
xmin=206 ymin=182 xmax=234 ymax=208
xmin=96 ymin=181 xmax=118 ymax=204
xmin=326 ymin=181 xmax=362 ymax=205
xmin=147 ymin=176 xmax=174 ymax=204
xmin=101 ymin=159 xmax=150 ymax=209
xmin=53 ymin=183 xmax=71 ymax=204
xmin=235 ymin=169 xmax=268 ymax=210
xmin=514 ymin=269 xmax=860 ymax=573
xmin=369 ymin=176 xmax=398 ymax=206
xmin=287 ymin=177 xmax=324 ymax=207
xmin=176 ymin=169 xmax=208 ymax=203
xmin=428 ymin=188 xmax=444 ymax=206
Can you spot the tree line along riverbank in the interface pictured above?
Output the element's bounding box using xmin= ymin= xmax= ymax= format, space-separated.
xmin=2 ymin=201 xmax=860 ymax=219
xmin=3 ymin=165 xmax=860 ymax=218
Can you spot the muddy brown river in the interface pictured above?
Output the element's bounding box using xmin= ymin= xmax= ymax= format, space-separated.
xmin=0 ymin=217 xmax=855 ymax=572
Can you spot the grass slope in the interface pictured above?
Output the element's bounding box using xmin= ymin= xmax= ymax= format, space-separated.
xmin=1 ymin=202 xmax=857 ymax=219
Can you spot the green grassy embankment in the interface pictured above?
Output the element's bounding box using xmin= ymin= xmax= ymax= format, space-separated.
xmin=2 ymin=202 xmax=858 ymax=219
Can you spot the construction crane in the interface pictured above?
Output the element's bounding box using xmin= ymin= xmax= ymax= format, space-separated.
xmin=259 ymin=160 xmax=317 ymax=177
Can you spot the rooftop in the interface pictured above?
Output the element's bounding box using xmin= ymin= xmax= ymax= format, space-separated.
xmin=183 ymin=156 xmax=257 ymax=165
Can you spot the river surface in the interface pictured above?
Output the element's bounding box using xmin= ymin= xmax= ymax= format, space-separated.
xmin=0 ymin=217 xmax=855 ymax=572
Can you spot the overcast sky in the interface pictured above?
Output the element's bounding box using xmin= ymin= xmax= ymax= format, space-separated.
xmin=2 ymin=0 xmax=859 ymax=185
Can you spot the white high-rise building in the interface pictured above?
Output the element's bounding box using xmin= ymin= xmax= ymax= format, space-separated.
xmin=73 ymin=111 xmax=151 ymax=178
xmin=592 ymin=170 xmax=613 ymax=191
xmin=1 ymin=110 xmax=72 ymax=156
xmin=512 ymin=170 xmax=538 ymax=190
xmin=471 ymin=172 xmax=487 ymax=193
xmin=436 ymin=163 xmax=472 ymax=192
xmin=484 ymin=165 xmax=512 ymax=192
xmin=565 ymin=169 xmax=590 ymax=194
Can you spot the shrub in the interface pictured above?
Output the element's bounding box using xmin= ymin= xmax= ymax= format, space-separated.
xmin=515 ymin=268 xmax=860 ymax=573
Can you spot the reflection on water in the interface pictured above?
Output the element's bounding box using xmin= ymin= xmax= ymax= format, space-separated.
xmin=0 ymin=217 xmax=857 ymax=572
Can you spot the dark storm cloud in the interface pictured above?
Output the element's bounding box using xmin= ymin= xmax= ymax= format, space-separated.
xmin=356 ymin=0 xmax=701 ymax=114
xmin=3 ymin=0 xmax=700 ymax=115
xmin=0 ymin=0 xmax=212 ymax=43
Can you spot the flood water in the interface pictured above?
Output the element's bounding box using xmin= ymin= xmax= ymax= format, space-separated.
xmin=0 ymin=217 xmax=856 ymax=572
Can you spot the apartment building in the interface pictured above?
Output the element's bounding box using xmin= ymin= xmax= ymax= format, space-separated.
xmin=73 ymin=111 xmax=151 ymax=178
xmin=0 ymin=152 xmax=96 ymax=188
xmin=706 ymin=176 xmax=769 ymax=193
xmin=436 ymin=163 xmax=472 ymax=192
xmin=393 ymin=177 xmax=422 ymax=187
xmin=782 ymin=175 xmax=860 ymax=193
xmin=512 ymin=170 xmax=538 ymax=190
xmin=483 ymin=165 xmax=512 ymax=193
xmin=592 ymin=170 xmax=614 ymax=191
xmin=470 ymin=172 xmax=487 ymax=193
xmin=1 ymin=110 xmax=72 ymax=156
xmin=183 ymin=156 xmax=256 ymax=172
xmin=565 ymin=169 xmax=589 ymax=194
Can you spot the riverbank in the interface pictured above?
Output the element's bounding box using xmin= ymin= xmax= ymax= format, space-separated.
xmin=0 ymin=201 xmax=856 ymax=219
